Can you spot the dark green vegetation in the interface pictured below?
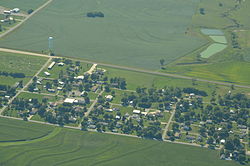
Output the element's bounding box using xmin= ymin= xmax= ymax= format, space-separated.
xmin=0 ymin=117 xmax=54 ymax=142
xmin=0 ymin=119 xmax=242 ymax=166
xmin=0 ymin=0 xmax=48 ymax=11
xmin=0 ymin=51 xmax=47 ymax=86
xmin=0 ymin=0 xmax=205 ymax=69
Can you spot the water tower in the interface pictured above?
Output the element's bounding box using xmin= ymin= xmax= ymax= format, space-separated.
xmin=48 ymin=36 xmax=53 ymax=52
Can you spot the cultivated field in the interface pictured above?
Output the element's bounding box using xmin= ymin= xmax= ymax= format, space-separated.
xmin=0 ymin=120 xmax=241 ymax=166
xmin=0 ymin=117 xmax=54 ymax=142
xmin=0 ymin=0 xmax=205 ymax=69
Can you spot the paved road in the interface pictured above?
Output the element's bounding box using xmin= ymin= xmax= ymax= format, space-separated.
xmin=0 ymin=57 xmax=52 ymax=114
xmin=162 ymin=104 xmax=176 ymax=140
xmin=1 ymin=48 xmax=250 ymax=89
xmin=0 ymin=0 xmax=53 ymax=39
xmin=84 ymin=90 xmax=104 ymax=117
xmin=85 ymin=64 xmax=97 ymax=75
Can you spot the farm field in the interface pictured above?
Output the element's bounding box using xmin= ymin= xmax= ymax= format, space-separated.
xmin=0 ymin=0 xmax=48 ymax=11
xmin=0 ymin=0 xmax=205 ymax=70
xmin=0 ymin=51 xmax=48 ymax=86
xmin=0 ymin=117 xmax=54 ymax=142
xmin=0 ymin=120 xmax=242 ymax=166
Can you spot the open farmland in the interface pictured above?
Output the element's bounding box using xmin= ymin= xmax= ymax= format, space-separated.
xmin=0 ymin=117 xmax=54 ymax=142
xmin=0 ymin=0 xmax=205 ymax=70
xmin=0 ymin=51 xmax=48 ymax=86
xmin=0 ymin=120 xmax=242 ymax=166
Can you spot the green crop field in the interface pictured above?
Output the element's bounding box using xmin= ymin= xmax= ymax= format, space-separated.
xmin=0 ymin=118 xmax=242 ymax=166
xmin=0 ymin=0 xmax=48 ymax=11
xmin=0 ymin=0 xmax=205 ymax=70
xmin=0 ymin=117 xmax=54 ymax=142
xmin=0 ymin=51 xmax=48 ymax=86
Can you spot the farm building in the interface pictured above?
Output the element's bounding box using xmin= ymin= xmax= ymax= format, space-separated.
xmin=48 ymin=61 xmax=56 ymax=70
xmin=64 ymin=98 xmax=75 ymax=104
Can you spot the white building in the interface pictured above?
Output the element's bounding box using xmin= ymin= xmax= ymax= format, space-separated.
xmin=105 ymin=95 xmax=113 ymax=101
xmin=133 ymin=110 xmax=141 ymax=114
xmin=44 ymin=72 xmax=51 ymax=76
xmin=48 ymin=61 xmax=56 ymax=70
xmin=64 ymin=98 xmax=75 ymax=104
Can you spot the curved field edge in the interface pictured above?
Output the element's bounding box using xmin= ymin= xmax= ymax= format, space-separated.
xmin=0 ymin=125 xmax=242 ymax=166
xmin=0 ymin=127 xmax=61 ymax=146
xmin=0 ymin=117 xmax=54 ymax=142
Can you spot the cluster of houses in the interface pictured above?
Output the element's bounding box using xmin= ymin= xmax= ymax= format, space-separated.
xmin=1 ymin=8 xmax=20 ymax=23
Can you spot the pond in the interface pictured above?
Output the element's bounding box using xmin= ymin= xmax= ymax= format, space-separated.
xmin=201 ymin=28 xmax=224 ymax=36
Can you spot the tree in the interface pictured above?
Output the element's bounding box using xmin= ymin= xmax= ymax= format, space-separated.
xmin=160 ymin=59 xmax=165 ymax=68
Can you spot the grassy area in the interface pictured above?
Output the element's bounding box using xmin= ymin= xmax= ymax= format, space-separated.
xmin=0 ymin=117 xmax=54 ymax=142
xmin=0 ymin=51 xmax=48 ymax=86
xmin=159 ymin=0 xmax=250 ymax=86
xmin=0 ymin=0 xmax=205 ymax=70
xmin=162 ymin=61 xmax=250 ymax=86
xmin=0 ymin=0 xmax=48 ymax=11
xmin=0 ymin=119 xmax=242 ymax=166
xmin=17 ymin=92 xmax=59 ymax=102
xmin=102 ymin=65 xmax=250 ymax=101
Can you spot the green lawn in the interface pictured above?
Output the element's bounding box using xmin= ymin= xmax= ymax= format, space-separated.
xmin=18 ymin=92 xmax=59 ymax=102
xmin=0 ymin=0 xmax=48 ymax=11
xmin=0 ymin=51 xmax=48 ymax=86
xmin=0 ymin=118 xmax=243 ymax=166
xmin=0 ymin=117 xmax=54 ymax=142
xmin=0 ymin=0 xmax=205 ymax=70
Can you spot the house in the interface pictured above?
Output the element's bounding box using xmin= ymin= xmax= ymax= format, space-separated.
xmin=133 ymin=110 xmax=141 ymax=114
xmin=112 ymin=107 xmax=120 ymax=111
xmin=57 ymin=87 xmax=63 ymax=90
xmin=106 ymin=109 xmax=113 ymax=112
xmin=77 ymin=99 xmax=85 ymax=105
xmin=183 ymin=126 xmax=191 ymax=131
xmin=44 ymin=72 xmax=51 ymax=76
xmin=186 ymin=136 xmax=195 ymax=141
xmin=30 ymin=108 xmax=38 ymax=115
xmin=48 ymin=89 xmax=55 ymax=93
xmin=58 ymin=62 xmax=64 ymax=66
xmin=88 ymin=125 xmax=96 ymax=129
xmin=174 ymin=133 xmax=182 ymax=139
xmin=3 ymin=10 xmax=11 ymax=15
xmin=74 ymin=75 xmax=84 ymax=80
xmin=48 ymin=61 xmax=56 ymax=70
xmin=12 ymin=8 xmax=20 ymax=13
xmin=69 ymin=117 xmax=77 ymax=122
xmin=105 ymin=95 xmax=113 ymax=101
xmin=141 ymin=112 xmax=148 ymax=116
xmin=64 ymin=98 xmax=75 ymax=104
xmin=115 ymin=115 xmax=121 ymax=120
xmin=220 ymin=139 xmax=226 ymax=144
